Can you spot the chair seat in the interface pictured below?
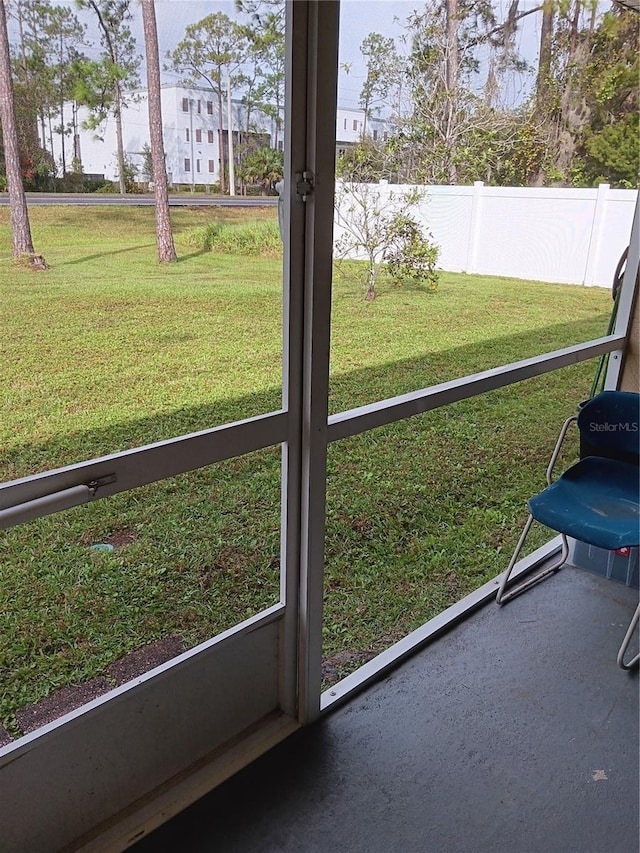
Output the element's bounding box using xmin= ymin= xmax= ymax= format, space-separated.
xmin=529 ymin=456 xmax=640 ymax=551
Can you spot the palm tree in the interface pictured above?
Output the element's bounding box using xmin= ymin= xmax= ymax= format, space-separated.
xmin=141 ymin=0 xmax=176 ymax=262
xmin=0 ymin=0 xmax=44 ymax=267
xmin=240 ymin=145 xmax=284 ymax=195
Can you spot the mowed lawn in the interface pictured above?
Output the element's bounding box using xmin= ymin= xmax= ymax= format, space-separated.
xmin=0 ymin=205 xmax=612 ymax=733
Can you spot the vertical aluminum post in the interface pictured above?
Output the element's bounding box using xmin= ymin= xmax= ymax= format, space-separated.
xmin=280 ymin=0 xmax=340 ymax=725
xmin=605 ymin=195 xmax=639 ymax=389
xmin=280 ymin=0 xmax=309 ymax=719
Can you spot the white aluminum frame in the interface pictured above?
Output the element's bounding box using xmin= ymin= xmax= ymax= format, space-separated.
xmin=605 ymin=199 xmax=640 ymax=389
xmin=327 ymin=336 xmax=623 ymax=442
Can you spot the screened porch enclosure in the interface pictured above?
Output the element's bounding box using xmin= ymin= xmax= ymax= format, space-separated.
xmin=0 ymin=2 xmax=638 ymax=851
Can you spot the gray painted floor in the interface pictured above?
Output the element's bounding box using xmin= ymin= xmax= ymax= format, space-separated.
xmin=133 ymin=567 xmax=639 ymax=853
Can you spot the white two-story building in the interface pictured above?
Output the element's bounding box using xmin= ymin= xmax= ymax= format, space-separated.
xmin=52 ymin=84 xmax=392 ymax=186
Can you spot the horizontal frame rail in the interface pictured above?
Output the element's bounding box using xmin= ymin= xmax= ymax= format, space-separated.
xmin=0 ymin=484 xmax=93 ymax=530
xmin=0 ymin=336 xmax=622 ymax=527
xmin=327 ymin=335 xmax=623 ymax=442
xmin=0 ymin=410 xmax=288 ymax=524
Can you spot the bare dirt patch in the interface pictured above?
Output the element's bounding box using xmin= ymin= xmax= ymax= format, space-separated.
xmin=104 ymin=529 xmax=138 ymax=548
xmin=322 ymin=648 xmax=378 ymax=684
xmin=0 ymin=724 xmax=14 ymax=747
xmin=17 ymin=677 xmax=112 ymax=734
xmin=14 ymin=635 xmax=186 ymax=737
xmin=107 ymin=635 xmax=186 ymax=686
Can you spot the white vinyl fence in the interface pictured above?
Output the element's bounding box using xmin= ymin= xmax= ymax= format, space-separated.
xmin=334 ymin=182 xmax=638 ymax=288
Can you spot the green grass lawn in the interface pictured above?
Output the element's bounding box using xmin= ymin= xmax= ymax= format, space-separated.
xmin=0 ymin=206 xmax=612 ymax=733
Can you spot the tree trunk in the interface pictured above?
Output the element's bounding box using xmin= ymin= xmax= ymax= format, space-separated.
xmin=59 ymin=33 xmax=66 ymax=175
xmin=445 ymin=0 xmax=459 ymax=184
xmin=365 ymin=260 xmax=376 ymax=300
xmin=114 ymin=85 xmax=126 ymax=193
xmin=226 ymin=71 xmax=235 ymax=196
xmin=0 ymin=0 xmax=40 ymax=264
xmin=445 ymin=0 xmax=458 ymax=94
xmin=40 ymin=110 xmax=48 ymax=158
xmin=273 ymin=109 xmax=279 ymax=151
xmin=553 ymin=2 xmax=591 ymax=184
xmin=73 ymin=101 xmax=82 ymax=170
xmin=60 ymin=99 xmax=67 ymax=175
xmin=535 ymin=1 xmax=554 ymax=117
xmin=217 ymin=86 xmax=226 ymax=193
xmin=48 ymin=113 xmax=54 ymax=162
xmin=141 ymin=0 xmax=177 ymax=263
xmin=531 ymin=0 xmax=555 ymax=186
xmin=85 ymin=0 xmax=128 ymax=192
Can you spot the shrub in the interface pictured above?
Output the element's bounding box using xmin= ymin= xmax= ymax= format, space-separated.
xmin=118 ymin=154 xmax=139 ymax=194
xmin=59 ymin=171 xmax=84 ymax=192
xmin=84 ymin=178 xmax=109 ymax=193
xmin=184 ymin=220 xmax=281 ymax=257
xmin=185 ymin=222 xmax=224 ymax=251
xmin=385 ymin=214 xmax=440 ymax=292
xmin=94 ymin=181 xmax=117 ymax=193
xmin=238 ymin=146 xmax=284 ymax=195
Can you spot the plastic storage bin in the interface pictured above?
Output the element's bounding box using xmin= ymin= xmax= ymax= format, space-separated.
xmin=568 ymin=538 xmax=639 ymax=588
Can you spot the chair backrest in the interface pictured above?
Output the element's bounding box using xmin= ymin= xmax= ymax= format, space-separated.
xmin=578 ymin=391 xmax=640 ymax=466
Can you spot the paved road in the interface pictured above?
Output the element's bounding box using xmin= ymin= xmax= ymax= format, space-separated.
xmin=0 ymin=192 xmax=278 ymax=207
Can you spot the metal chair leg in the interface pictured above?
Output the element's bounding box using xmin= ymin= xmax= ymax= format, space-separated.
xmin=617 ymin=602 xmax=640 ymax=670
xmin=496 ymin=516 xmax=568 ymax=606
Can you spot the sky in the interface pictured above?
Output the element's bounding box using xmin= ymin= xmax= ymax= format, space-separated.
xmin=148 ymin=0 xmax=554 ymax=109
xmin=15 ymin=1 xmax=617 ymax=110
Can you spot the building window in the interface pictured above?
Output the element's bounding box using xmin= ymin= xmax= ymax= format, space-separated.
xmin=278 ymin=140 xmax=284 ymax=151
xmin=353 ymin=119 xmax=358 ymax=131
xmin=182 ymin=97 xmax=188 ymax=112
xmin=208 ymin=130 xmax=214 ymax=144
xmin=208 ymin=160 xmax=214 ymax=173
xmin=196 ymin=159 xmax=201 ymax=173
xmin=343 ymin=118 xmax=347 ymax=130
xmin=195 ymin=129 xmax=202 ymax=143
xmin=197 ymin=100 xmax=201 ymax=114
xmin=383 ymin=132 xmax=388 ymax=141
xmin=184 ymin=158 xmax=191 ymax=172
xmin=373 ymin=129 xmax=378 ymax=141
xmin=207 ymin=101 xmax=213 ymax=114
xmin=185 ymin=128 xmax=190 ymax=142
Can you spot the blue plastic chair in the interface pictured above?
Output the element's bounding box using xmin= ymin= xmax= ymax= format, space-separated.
xmin=496 ymin=391 xmax=640 ymax=669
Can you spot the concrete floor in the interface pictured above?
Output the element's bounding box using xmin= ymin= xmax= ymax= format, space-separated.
xmin=133 ymin=567 xmax=639 ymax=853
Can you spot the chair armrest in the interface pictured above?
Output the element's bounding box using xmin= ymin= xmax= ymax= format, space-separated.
xmin=546 ymin=415 xmax=578 ymax=485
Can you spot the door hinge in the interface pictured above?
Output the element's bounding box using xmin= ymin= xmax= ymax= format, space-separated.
xmin=296 ymin=171 xmax=315 ymax=201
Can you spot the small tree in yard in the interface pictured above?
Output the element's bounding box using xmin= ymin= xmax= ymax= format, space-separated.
xmin=117 ymin=152 xmax=138 ymax=193
xmin=139 ymin=143 xmax=153 ymax=183
xmin=334 ymin=181 xmax=439 ymax=301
